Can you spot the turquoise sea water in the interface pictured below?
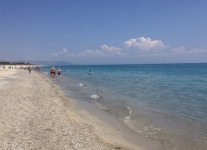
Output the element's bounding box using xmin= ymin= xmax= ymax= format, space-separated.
xmin=42 ymin=64 xmax=207 ymax=149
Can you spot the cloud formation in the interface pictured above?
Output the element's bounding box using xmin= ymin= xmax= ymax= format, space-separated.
xmin=52 ymin=36 xmax=207 ymax=63
xmin=79 ymin=44 xmax=123 ymax=56
xmin=124 ymin=37 xmax=165 ymax=50
xmin=79 ymin=50 xmax=103 ymax=57
xmin=172 ymin=46 xmax=187 ymax=53
xmin=172 ymin=46 xmax=207 ymax=54
xmin=101 ymin=44 xmax=121 ymax=53
xmin=52 ymin=37 xmax=167 ymax=59
xmin=51 ymin=48 xmax=69 ymax=57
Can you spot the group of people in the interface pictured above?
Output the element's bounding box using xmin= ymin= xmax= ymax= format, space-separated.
xmin=50 ymin=66 xmax=62 ymax=79
xmin=35 ymin=65 xmax=41 ymax=71
xmin=25 ymin=65 xmax=62 ymax=79
xmin=27 ymin=65 xmax=40 ymax=74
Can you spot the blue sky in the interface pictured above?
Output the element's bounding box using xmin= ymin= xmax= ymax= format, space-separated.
xmin=0 ymin=0 xmax=207 ymax=64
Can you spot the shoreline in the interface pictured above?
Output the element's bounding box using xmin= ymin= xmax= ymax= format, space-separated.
xmin=0 ymin=69 xmax=159 ymax=149
xmin=70 ymin=100 xmax=162 ymax=150
xmin=41 ymin=71 xmax=161 ymax=150
xmin=47 ymin=70 xmax=162 ymax=149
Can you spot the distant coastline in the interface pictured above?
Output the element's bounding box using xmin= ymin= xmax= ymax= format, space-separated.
xmin=0 ymin=61 xmax=32 ymax=65
xmin=59 ymin=62 xmax=207 ymax=66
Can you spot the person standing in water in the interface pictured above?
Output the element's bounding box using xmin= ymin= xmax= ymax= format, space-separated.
xmin=89 ymin=70 xmax=92 ymax=75
xmin=36 ymin=65 xmax=40 ymax=71
xmin=57 ymin=68 xmax=62 ymax=77
xmin=50 ymin=66 xmax=56 ymax=79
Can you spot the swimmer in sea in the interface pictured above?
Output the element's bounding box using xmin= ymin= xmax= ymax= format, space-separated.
xmin=89 ymin=70 xmax=92 ymax=75
xmin=50 ymin=66 xmax=56 ymax=79
xmin=57 ymin=68 xmax=62 ymax=78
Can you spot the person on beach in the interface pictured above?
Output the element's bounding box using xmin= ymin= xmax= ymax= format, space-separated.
xmin=28 ymin=66 xmax=32 ymax=74
xmin=57 ymin=68 xmax=62 ymax=77
xmin=50 ymin=66 xmax=56 ymax=79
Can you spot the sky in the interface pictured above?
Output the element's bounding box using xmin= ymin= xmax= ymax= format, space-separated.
xmin=0 ymin=0 xmax=207 ymax=64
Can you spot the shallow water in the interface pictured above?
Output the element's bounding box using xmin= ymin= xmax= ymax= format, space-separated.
xmin=42 ymin=64 xmax=207 ymax=149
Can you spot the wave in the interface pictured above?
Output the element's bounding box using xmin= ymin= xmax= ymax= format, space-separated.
xmin=144 ymin=125 xmax=161 ymax=133
xmin=124 ymin=105 xmax=133 ymax=123
xmin=90 ymin=94 xmax=100 ymax=99
xmin=79 ymin=83 xmax=84 ymax=87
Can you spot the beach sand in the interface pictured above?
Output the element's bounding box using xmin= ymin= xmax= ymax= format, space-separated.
xmin=0 ymin=69 xmax=159 ymax=150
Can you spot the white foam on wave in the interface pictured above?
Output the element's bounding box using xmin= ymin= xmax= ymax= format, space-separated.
xmin=124 ymin=105 xmax=133 ymax=123
xmin=90 ymin=94 xmax=100 ymax=99
xmin=122 ymin=105 xmax=163 ymax=141
xmin=122 ymin=105 xmax=145 ymax=135
xmin=43 ymin=72 xmax=48 ymax=75
xmin=79 ymin=83 xmax=84 ymax=87
xmin=144 ymin=125 xmax=161 ymax=132
xmin=143 ymin=125 xmax=162 ymax=138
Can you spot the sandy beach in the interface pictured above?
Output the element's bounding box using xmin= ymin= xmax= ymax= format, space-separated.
xmin=0 ymin=69 xmax=159 ymax=150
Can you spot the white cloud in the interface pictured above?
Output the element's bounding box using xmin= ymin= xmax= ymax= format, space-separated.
xmin=190 ymin=48 xmax=207 ymax=54
xmin=51 ymin=37 xmax=207 ymax=62
xmin=101 ymin=44 xmax=121 ymax=53
xmin=79 ymin=50 xmax=104 ymax=57
xmin=172 ymin=46 xmax=187 ymax=53
xmin=61 ymin=48 xmax=68 ymax=53
xmin=172 ymin=46 xmax=207 ymax=54
xmin=124 ymin=37 xmax=165 ymax=50
xmin=51 ymin=52 xmax=59 ymax=57
xmin=51 ymin=48 xmax=69 ymax=57
xmin=79 ymin=44 xmax=123 ymax=57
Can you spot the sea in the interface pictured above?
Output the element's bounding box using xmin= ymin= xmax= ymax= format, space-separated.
xmin=42 ymin=63 xmax=207 ymax=150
